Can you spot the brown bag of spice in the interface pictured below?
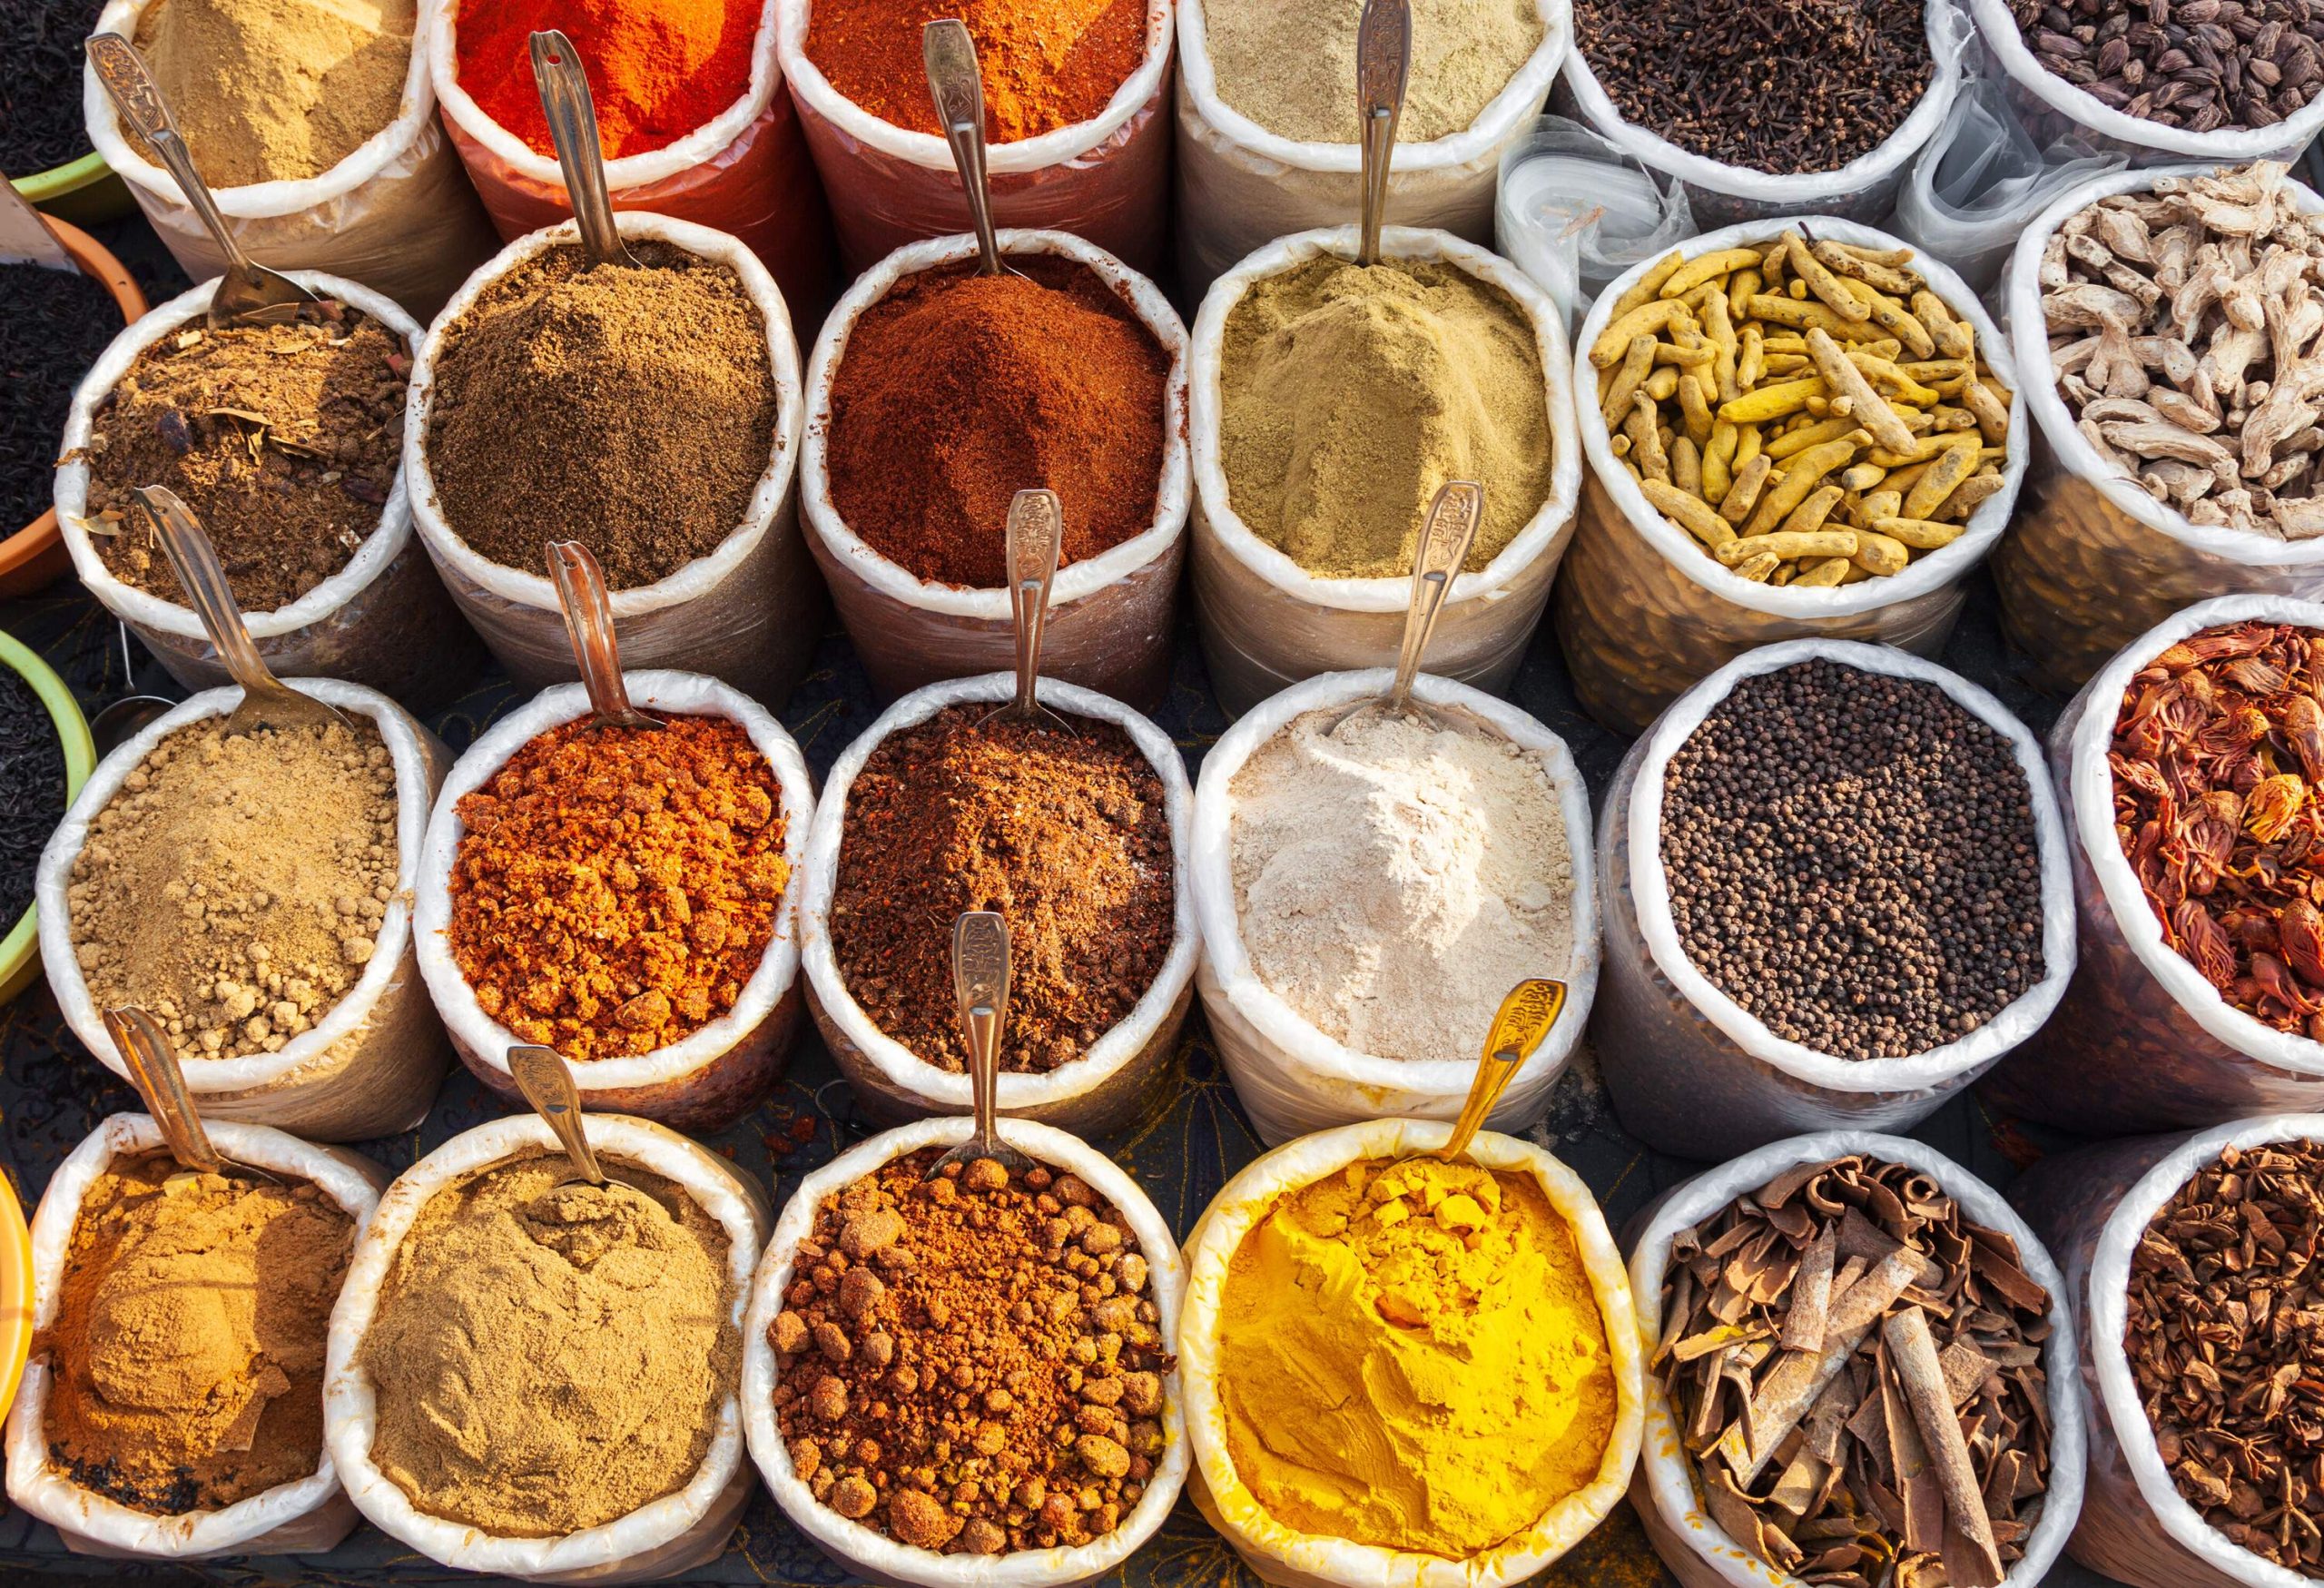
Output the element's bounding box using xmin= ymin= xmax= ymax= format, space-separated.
xmin=801 ymin=230 xmax=1190 ymax=710
xmin=52 ymin=271 xmax=484 ymax=711
xmin=34 ymin=679 xmax=452 ymax=1143
xmin=3 ymin=1112 xmax=387 ymax=1560
xmin=794 ymin=673 xmax=1197 ymax=1137
xmin=1981 ymin=596 xmax=2324 ymax=1134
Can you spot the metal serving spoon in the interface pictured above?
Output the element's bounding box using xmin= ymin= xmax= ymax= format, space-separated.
xmin=133 ymin=486 xmax=352 ymax=739
xmin=1394 ymin=978 xmax=1568 ymax=1169
xmin=922 ymin=18 xmax=1024 ymax=279
xmin=978 ymin=488 xmax=1074 ymax=734
xmin=85 ymin=34 xmax=320 ymax=326
xmin=1354 ymin=0 xmax=1411 ymax=267
xmin=89 ymin=619 xmax=178 ymax=757
xmin=104 ymin=1007 xmax=285 ymax=1188
xmin=1328 ymin=479 xmax=1483 ymax=735
xmin=547 ymin=538 xmax=663 ymax=732
xmin=926 ymin=911 xmax=1038 ymax=1179
xmin=506 ymin=1044 xmax=659 ymax=1195
xmin=529 ymin=30 xmax=642 ymax=270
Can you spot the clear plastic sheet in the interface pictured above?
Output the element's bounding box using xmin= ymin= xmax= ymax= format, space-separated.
xmin=1495 ymin=116 xmax=1695 ymax=330
xmin=1553 ymin=217 xmax=2030 ymax=737
xmin=1590 ymin=640 xmax=2075 ymax=1160
xmin=1979 ymin=596 xmax=2324 ymax=1133
xmin=1990 ymin=166 xmax=2324 ymax=697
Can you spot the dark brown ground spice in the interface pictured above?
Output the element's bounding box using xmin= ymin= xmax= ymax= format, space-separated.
xmin=78 ymin=300 xmax=408 ymax=613
xmin=772 ymin=1149 xmax=1170 ymax=1554
xmin=424 ymin=242 xmax=781 ymax=590
xmin=831 ymin=706 xmax=1174 ymax=1074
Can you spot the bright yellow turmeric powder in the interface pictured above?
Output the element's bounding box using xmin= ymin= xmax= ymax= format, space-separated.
xmin=1216 ymin=1157 xmax=1618 ymax=1559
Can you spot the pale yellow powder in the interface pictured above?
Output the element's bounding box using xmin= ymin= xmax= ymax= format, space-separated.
xmin=1203 ymin=0 xmax=1545 ymax=143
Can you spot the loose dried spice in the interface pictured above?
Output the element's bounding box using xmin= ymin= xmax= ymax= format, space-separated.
xmin=2 ymin=264 xmax=122 ymax=533
xmin=0 ymin=664 xmax=67 ymax=931
xmin=831 ymin=706 xmax=1173 ymax=1074
xmin=2110 ymin=620 xmax=2324 ymax=1033
xmin=2009 ymin=0 xmax=2324 ymax=134
xmin=77 ymin=300 xmax=408 ymax=612
xmin=2040 ymin=162 xmax=2324 ymax=538
xmin=1654 ymin=1155 xmax=2054 ymax=1588
xmin=804 ymin=0 xmax=1146 ymax=143
xmin=772 ymin=1149 xmax=1171 ymax=1554
xmin=2126 ymin=1139 xmax=2324 ymax=1574
xmin=448 ymin=712 xmax=790 ymax=1060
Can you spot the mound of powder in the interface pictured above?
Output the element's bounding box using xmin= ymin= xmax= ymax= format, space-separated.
xmin=1228 ymin=707 xmax=1573 ymax=1063
xmin=1219 ymin=257 xmax=1551 ymax=580
xmin=1203 ymin=0 xmax=1542 ymax=144
xmin=39 ymin=1153 xmax=355 ymax=1515
xmin=359 ymin=1153 xmax=737 ymax=1537
xmin=131 ymin=0 xmax=416 ymax=187
xmin=66 ymin=716 xmax=399 ymax=1064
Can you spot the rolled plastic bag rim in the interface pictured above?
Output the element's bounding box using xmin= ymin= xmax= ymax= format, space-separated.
xmin=1575 ymin=214 xmax=2029 ymax=620
xmin=2004 ymin=163 xmax=2324 ymax=571
xmin=1624 ymin=637 xmax=2076 ymax=1097
xmin=1189 ymin=223 xmax=1583 ymax=614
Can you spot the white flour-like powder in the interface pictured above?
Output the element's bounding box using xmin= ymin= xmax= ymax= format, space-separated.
xmin=1227 ymin=706 xmax=1573 ymax=1063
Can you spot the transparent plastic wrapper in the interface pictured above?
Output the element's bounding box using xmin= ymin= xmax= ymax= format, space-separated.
xmin=426 ymin=0 xmax=835 ymax=325
xmin=414 ymin=670 xmax=813 ymax=1134
xmin=1981 ymin=596 xmax=2324 ymax=1132
xmin=52 ymin=272 xmax=482 ymax=710
xmin=1188 ymin=225 xmax=1581 ymax=718
xmin=1968 ymin=0 xmax=2324 ymax=166
xmin=1554 ymin=217 xmax=2029 ymax=736
xmin=1630 ymin=1129 xmax=2086 ymax=1588
xmin=1177 ymin=1118 xmax=1643 ymax=1588
xmin=1495 ymin=115 xmax=1695 ymax=330
xmin=1591 ymin=640 xmax=2076 ymax=1160
xmin=1187 ymin=670 xmax=1600 ymax=1148
xmin=1557 ymin=0 xmax=1970 ymax=230
xmin=800 ymin=231 xmax=1189 ymax=711
xmin=85 ymin=0 xmax=497 ymax=320
xmin=794 ymin=674 xmax=1196 ymax=1138
xmin=2008 ymin=1115 xmax=2324 ymax=1588
xmin=776 ymin=0 xmax=1173 ymax=278
xmin=1174 ymin=0 xmax=1568 ymax=299
xmin=741 ymin=1115 xmax=1187 ymax=1588
xmin=35 ymin=680 xmax=451 ymax=1143
xmin=404 ymin=213 xmax=819 ymax=706
xmin=324 ymin=1114 xmax=769 ymax=1583
xmin=1991 ymin=167 xmax=2324 ymax=696
xmin=5 ymin=1113 xmax=386 ymax=1560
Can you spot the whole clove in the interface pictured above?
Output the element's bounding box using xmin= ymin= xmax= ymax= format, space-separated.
xmin=2007 ymin=0 xmax=2324 ymax=134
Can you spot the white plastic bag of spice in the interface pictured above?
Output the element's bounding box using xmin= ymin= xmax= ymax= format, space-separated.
xmin=1495 ymin=115 xmax=1697 ymax=330
xmin=5 ymin=1113 xmax=387 ymax=1560
xmin=1590 ymin=639 xmax=2076 ymax=1160
xmin=794 ymin=672 xmax=1196 ymax=1138
xmin=775 ymin=0 xmax=1175 ymax=279
xmin=741 ymin=1114 xmax=1189 ymax=1588
xmin=801 ymin=230 xmax=1190 ymax=711
xmin=1176 ymin=1118 xmax=1644 ymax=1588
xmin=83 ymin=0 xmax=497 ymax=321
xmin=34 ymin=679 xmax=451 ymax=1143
xmin=1187 ymin=669 xmax=1600 ymax=1148
xmin=1188 ymin=225 xmax=1581 ymax=719
xmin=1174 ymin=0 xmax=1569 ymax=300
xmin=412 ymin=669 xmax=813 ymax=1135
xmin=1991 ymin=166 xmax=2324 ymax=698
xmin=1979 ymin=596 xmax=2324 ymax=1134
xmin=1554 ymin=217 xmax=2028 ymax=737
xmin=324 ymin=1113 xmax=769 ymax=1583
xmin=51 ymin=271 xmax=484 ymax=712
xmin=1630 ymin=1129 xmax=2086 ymax=1588
xmin=403 ymin=212 xmax=820 ymax=706
xmin=2007 ymin=1115 xmax=2324 ymax=1588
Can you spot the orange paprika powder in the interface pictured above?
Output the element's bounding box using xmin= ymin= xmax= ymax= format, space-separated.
xmin=447 ymin=712 xmax=791 ymax=1061
xmin=804 ymin=0 xmax=1149 ymax=143
xmin=456 ymin=0 xmax=762 ymax=160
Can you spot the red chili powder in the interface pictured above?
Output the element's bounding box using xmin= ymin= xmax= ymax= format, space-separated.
xmin=823 ymin=256 xmax=1170 ymax=589
xmin=803 ymin=0 xmax=1147 ymax=143
xmin=457 ymin=0 xmax=760 ymax=160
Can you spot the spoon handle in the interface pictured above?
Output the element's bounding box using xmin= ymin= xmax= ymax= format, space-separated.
xmin=135 ymin=486 xmax=283 ymax=704
xmin=507 ymin=1044 xmax=608 ymax=1188
xmin=1384 ymin=479 xmax=1482 ymax=715
xmin=1354 ymin=0 xmax=1410 ymax=266
xmin=530 ymin=30 xmax=635 ymax=269
xmin=85 ymin=35 xmax=254 ymax=282
xmin=1437 ymin=978 xmax=1567 ymax=1163
xmin=1005 ymin=489 xmax=1061 ymax=718
xmin=922 ymin=20 xmax=1000 ymax=276
xmin=952 ymin=912 xmax=1009 ymax=1153
xmin=105 ymin=1007 xmax=228 ymax=1176
xmin=547 ymin=540 xmax=651 ymax=727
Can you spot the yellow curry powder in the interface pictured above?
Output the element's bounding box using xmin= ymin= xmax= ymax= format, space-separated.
xmin=1218 ymin=1158 xmax=1616 ymax=1559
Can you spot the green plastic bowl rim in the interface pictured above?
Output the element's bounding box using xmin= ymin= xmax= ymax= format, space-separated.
xmin=0 ymin=632 xmax=97 ymax=981
xmin=12 ymin=152 xmax=111 ymax=203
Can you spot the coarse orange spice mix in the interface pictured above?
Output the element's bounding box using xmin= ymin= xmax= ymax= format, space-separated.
xmin=447 ymin=713 xmax=790 ymax=1060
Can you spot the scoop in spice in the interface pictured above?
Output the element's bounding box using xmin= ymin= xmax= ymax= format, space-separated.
xmin=804 ymin=0 xmax=1147 ymax=142
xmin=1202 ymin=0 xmax=1542 ymax=144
